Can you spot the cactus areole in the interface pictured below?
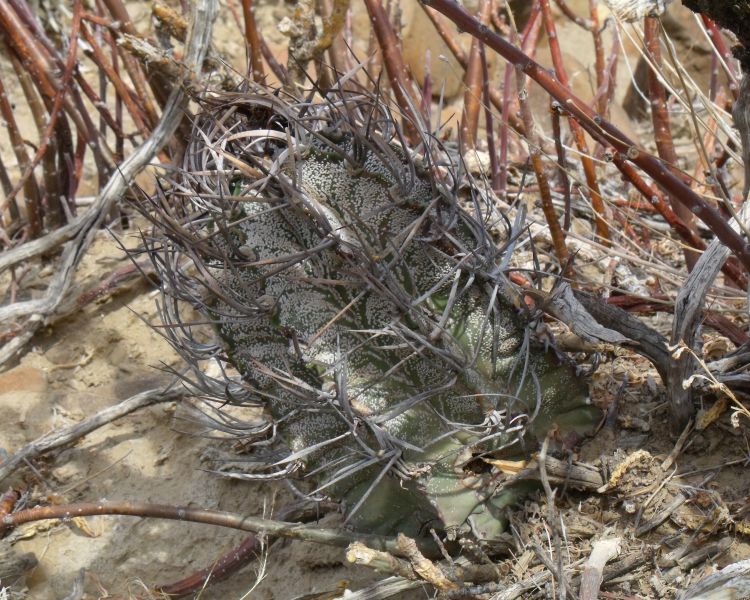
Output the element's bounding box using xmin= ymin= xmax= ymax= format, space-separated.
xmin=146 ymin=88 xmax=599 ymax=546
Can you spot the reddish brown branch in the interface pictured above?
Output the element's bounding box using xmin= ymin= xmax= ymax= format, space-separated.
xmin=1 ymin=0 xmax=88 ymax=229
xmin=80 ymin=10 xmax=114 ymax=28
xmin=551 ymin=106 xmax=572 ymax=230
xmin=7 ymin=4 xmax=98 ymax=177
xmin=614 ymin=153 xmax=747 ymax=288
xmin=591 ymin=27 xmax=620 ymax=123
xmin=589 ymin=0 xmax=606 ymax=116
xmin=0 ymin=500 xmax=439 ymax=557
xmin=420 ymin=4 xmax=526 ymax=136
xmin=72 ymin=63 xmax=127 ymax=140
xmin=460 ymin=0 xmax=490 ymax=149
xmin=521 ymin=4 xmax=543 ymax=57
xmin=0 ymin=0 xmax=113 ymax=179
xmin=423 ymin=0 xmax=750 ymax=278
xmin=72 ymin=260 xmax=154 ymax=309
xmin=1 ymin=1 xmax=102 ymax=144
xmin=421 ymin=3 xmax=466 ymax=63
xmin=156 ymin=535 xmax=260 ymax=596
xmin=363 ymin=0 xmax=420 ymax=131
xmin=0 ymin=153 xmax=14 ymax=222
xmin=7 ymin=50 xmax=64 ymax=229
xmin=0 ymin=2 xmax=59 ymax=100
xmin=512 ymin=11 xmax=569 ymax=271
xmin=81 ymin=22 xmax=150 ymax=137
xmin=498 ymin=59 xmax=515 ymax=199
xmin=260 ymin=37 xmax=289 ymax=84
xmin=644 ymin=17 xmax=700 ymax=270
xmin=241 ymin=0 xmax=265 ymax=82
xmin=0 ymin=72 xmax=43 ymax=236
xmin=539 ymin=0 xmax=610 ymax=247
xmin=480 ymin=44 xmax=501 ymax=192
xmin=701 ymin=15 xmax=739 ymax=99
xmin=703 ymin=313 xmax=749 ymax=347
xmin=154 ymin=502 xmax=337 ymax=597
xmin=606 ymin=295 xmax=749 ymax=347
xmin=553 ymin=0 xmax=593 ymax=30
xmin=99 ymin=0 xmax=163 ymax=124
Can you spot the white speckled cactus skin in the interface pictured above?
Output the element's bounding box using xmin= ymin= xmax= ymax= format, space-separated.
xmin=148 ymin=90 xmax=598 ymax=543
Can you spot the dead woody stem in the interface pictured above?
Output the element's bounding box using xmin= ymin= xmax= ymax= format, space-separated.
xmin=423 ymin=0 xmax=750 ymax=279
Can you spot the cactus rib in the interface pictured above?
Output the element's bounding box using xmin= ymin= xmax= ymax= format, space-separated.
xmin=142 ymin=86 xmax=599 ymax=543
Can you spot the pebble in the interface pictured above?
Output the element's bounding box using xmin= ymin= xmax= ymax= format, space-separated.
xmin=0 ymin=366 xmax=47 ymax=395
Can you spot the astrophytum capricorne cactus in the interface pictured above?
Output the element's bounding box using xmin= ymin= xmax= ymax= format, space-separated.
xmin=145 ymin=87 xmax=599 ymax=544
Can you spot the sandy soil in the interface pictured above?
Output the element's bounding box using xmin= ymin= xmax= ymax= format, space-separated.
xmin=0 ymin=228 xmax=396 ymax=599
xmin=0 ymin=1 xmax=398 ymax=596
xmin=5 ymin=232 xmax=750 ymax=598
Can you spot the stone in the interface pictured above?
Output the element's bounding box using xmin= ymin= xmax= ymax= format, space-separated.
xmin=0 ymin=366 xmax=47 ymax=395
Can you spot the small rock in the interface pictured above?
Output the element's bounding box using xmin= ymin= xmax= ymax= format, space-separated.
xmin=0 ymin=541 xmax=37 ymax=587
xmin=51 ymin=460 xmax=83 ymax=484
xmin=0 ymin=366 xmax=47 ymax=395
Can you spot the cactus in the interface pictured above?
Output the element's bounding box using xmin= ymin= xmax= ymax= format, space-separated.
xmin=146 ymin=89 xmax=599 ymax=544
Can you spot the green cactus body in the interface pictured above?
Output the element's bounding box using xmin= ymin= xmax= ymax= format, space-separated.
xmin=158 ymin=92 xmax=598 ymax=542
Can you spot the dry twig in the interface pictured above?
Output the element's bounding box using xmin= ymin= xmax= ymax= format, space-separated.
xmin=0 ymin=386 xmax=184 ymax=483
xmin=579 ymin=538 xmax=621 ymax=600
xmin=0 ymin=0 xmax=217 ymax=367
xmin=1 ymin=500 xmax=441 ymax=558
xmin=424 ymin=0 xmax=750 ymax=273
